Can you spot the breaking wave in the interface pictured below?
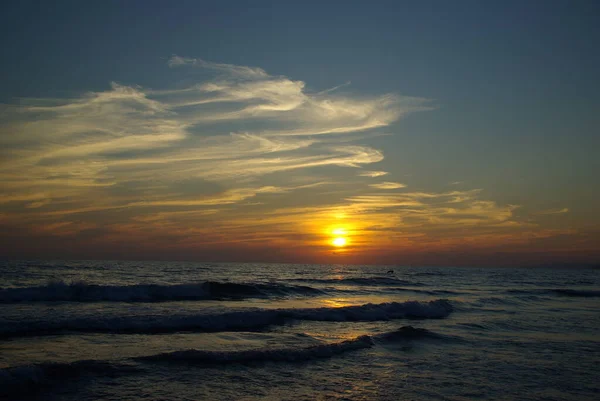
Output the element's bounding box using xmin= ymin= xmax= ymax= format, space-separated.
xmin=0 ymin=325 xmax=441 ymax=395
xmin=373 ymin=325 xmax=443 ymax=342
xmin=137 ymin=327 xmax=444 ymax=365
xmin=0 ymin=299 xmax=453 ymax=339
xmin=136 ymin=335 xmax=374 ymax=364
xmin=0 ymin=280 xmax=325 ymax=303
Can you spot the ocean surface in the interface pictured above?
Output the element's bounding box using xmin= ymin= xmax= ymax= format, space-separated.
xmin=1 ymin=261 xmax=598 ymax=401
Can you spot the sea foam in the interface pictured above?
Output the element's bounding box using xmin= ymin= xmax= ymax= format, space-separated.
xmin=0 ymin=280 xmax=324 ymax=303
xmin=136 ymin=335 xmax=375 ymax=364
xmin=0 ymin=299 xmax=453 ymax=339
xmin=1 ymin=325 xmax=438 ymax=393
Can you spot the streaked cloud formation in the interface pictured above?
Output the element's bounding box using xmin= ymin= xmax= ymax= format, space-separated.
xmin=0 ymin=57 xmax=576 ymax=264
xmin=369 ymin=182 xmax=407 ymax=189
xmin=359 ymin=171 xmax=388 ymax=177
xmin=537 ymin=208 xmax=569 ymax=215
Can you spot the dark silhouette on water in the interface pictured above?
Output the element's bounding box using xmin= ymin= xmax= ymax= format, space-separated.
xmin=387 ymin=270 xmax=394 ymax=274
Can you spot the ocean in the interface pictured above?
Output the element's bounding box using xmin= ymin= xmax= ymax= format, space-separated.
xmin=1 ymin=261 xmax=598 ymax=400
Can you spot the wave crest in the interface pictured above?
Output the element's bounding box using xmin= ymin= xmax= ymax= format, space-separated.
xmin=0 ymin=280 xmax=324 ymax=303
xmin=136 ymin=326 xmax=443 ymax=365
xmin=133 ymin=326 xmax=446 ymax=365
xmin=136 ymin=335 xmax=374 ymax=364
xmin=0 ymin=325 xmax=444 ymax=395
xmin=1 ymin=299 xmax=453 ymax=339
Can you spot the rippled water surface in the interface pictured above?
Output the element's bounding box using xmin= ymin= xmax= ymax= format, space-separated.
xmin=1 ymin=261 xmax=599 ymax=400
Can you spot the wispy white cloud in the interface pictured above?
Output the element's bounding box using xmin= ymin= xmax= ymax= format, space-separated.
xmin=130 ymin=186 xmax=286 ymax=207
xmin=359 ymin=171 xmax=388 ymax=177
xmin=315 ymin=81 xmax=352 ymax=95
xmin=344 ymin=190 xmax=518 ymax=227
xmin=167 ymin=55 xmax=269 ymax=79
xmin=1 ymin=57 xmax=423 ymax=208
xmin=369 ymin=182 xmax=406 ymax=189
xmin=537 ymin=208 xmax=569 ymax=215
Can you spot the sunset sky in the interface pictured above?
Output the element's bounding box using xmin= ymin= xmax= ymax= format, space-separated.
xmin=1 ymin=1 xmax=598 ymax=266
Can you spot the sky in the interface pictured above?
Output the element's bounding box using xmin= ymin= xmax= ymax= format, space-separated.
xmin=0 ymin=0 xmax=599 ymax=266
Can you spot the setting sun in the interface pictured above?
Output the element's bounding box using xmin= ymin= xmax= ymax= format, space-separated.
xmin=332 ymin=237 xmax=347 ymax=247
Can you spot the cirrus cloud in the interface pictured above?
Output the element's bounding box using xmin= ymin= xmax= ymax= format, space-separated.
xmin=0 ymin=57 xmax=574 ymax=262
xmin=369 ymin=182 xmax=407 ymax=189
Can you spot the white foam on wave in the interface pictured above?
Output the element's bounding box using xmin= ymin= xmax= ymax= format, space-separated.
xmin=0 ymin=280 xmax=324 ymax=303
xmin=0 ymin=325 xmax=444 ymax=396
xmin=1 ymin=299 xmax=453 ymax=338
xmin=136 ymin=335 xmax=374 ymax=363
xmin=131 ymin=326 xmax=443 ymax=364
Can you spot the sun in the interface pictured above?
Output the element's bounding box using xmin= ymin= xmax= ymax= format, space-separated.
xmin=332 ymin=237 xmax=347 ymax=247
xmin=330 ymin=227 xmax=349 ymax=247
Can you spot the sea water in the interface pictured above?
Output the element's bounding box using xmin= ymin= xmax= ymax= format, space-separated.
xmin=1 ymin=261 xmax=598 ymax=400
